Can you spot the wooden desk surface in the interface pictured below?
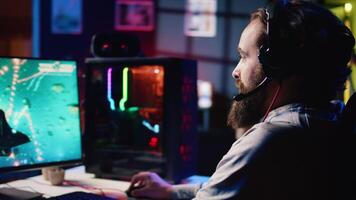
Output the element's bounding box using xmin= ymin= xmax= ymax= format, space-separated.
xmin=0 ymin=166 xmax=132 ymax=199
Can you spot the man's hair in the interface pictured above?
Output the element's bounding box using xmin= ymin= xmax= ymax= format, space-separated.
xmin=251 ymin=0 xmax=355 ymax=104
xmin=250 ymin=8 xmax=268 ymax=48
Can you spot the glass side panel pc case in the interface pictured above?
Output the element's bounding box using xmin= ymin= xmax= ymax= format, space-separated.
xmin=0 ymin=57 xmax=82 ymax=174
xmin=84 ymin=57 xmax=197 ymax=183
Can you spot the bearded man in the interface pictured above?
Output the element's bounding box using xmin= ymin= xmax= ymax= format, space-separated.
xmin=126 ymin=1 xmax=356 ymax=199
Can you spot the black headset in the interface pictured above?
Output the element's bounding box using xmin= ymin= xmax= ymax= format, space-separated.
xmin=234 ymin=0 xmax=355 ymax=102
xmin=258 ymin=0 xmax=296 ymax=80
xmin=258 ymin=0 xmax=355 ymax=80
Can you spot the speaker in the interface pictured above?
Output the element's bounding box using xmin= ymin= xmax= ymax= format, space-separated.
xmin=91 ymin=33 xmax=142 ymax=57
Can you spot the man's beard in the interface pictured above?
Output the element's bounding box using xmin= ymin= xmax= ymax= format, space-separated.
xmin=227 ymin=73 xmax=267 ymax=130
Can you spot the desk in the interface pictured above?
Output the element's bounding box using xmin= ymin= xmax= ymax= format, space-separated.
xmin=0 ymin=166 xmax=131 ymax=199
xmin=0 ymin=166 xmax=209 ymax=199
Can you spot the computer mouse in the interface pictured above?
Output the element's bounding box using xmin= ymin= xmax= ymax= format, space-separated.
xmin=125 ymin=185 xmax=144 ymax=197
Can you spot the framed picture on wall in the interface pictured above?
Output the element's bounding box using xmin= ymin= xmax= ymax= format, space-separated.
xmin=184 ymin=0 xmax=217 ymax=37
xmin=51 ymin=0 xmax=82 ymax=34
xmin=115 ymin=0 xmax=154 ymax=31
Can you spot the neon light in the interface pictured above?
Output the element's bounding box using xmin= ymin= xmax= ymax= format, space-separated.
xmin=107 ymin=68 xmax=115 ymax=110
xmin=149 ymin=137 xmax=159 ymax=148
xmin=142 ymin=120 xmax=160 ymax=134
xmin=119 ymin=67 xmax=129 ymax=111
xmin=127 ymin=107 xmax=139 ymax=112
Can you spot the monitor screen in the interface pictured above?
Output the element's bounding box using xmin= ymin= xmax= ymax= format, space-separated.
xmin=0 ymin=57 xmax=82 ymax=172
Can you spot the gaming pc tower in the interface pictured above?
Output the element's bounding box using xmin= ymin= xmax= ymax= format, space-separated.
xmin=84 ymin=57 xmax=197 ymax=183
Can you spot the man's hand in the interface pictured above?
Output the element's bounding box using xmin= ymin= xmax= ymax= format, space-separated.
xmin=128 ymin=172 xmax=173 ymax=199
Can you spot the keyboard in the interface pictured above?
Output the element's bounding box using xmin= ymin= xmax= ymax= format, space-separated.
xmin=47 ymin=191 xmax=117 ymax=200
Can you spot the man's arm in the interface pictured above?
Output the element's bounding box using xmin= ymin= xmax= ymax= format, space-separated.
xmin=172 ymin=183 xmax=203 ymax=199
xmin=193 ymin=124 xmax=274 ymax=199
xmin=128 ymin=172 xmax=203 ymax=200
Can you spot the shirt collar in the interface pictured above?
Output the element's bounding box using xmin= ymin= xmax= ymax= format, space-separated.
xmin=264 ymin=100 xmax=345 ymax=123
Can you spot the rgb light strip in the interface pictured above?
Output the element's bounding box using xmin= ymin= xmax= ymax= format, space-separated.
xmin=119 ymin=67 xmax=129 ymax=111
xmin=107 ymin=68 xmax=116 ymax=110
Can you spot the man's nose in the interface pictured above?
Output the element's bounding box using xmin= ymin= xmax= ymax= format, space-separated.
xmin=232 ymin=67 xmax=240 ymax=80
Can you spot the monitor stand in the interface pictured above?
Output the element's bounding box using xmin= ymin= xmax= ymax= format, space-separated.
xmin=0 ymin=188 xmax=43 ymax=200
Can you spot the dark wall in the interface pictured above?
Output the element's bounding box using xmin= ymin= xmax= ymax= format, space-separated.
xmin=39 ymin=0 xmax=156 ymax=103
xmin=40 ymin=0 xmax=156 ymax=65
xmin=0 ymin=0 xmax=31 ymax=57
xmin=37 ymin=0 xmax=260 ymax=176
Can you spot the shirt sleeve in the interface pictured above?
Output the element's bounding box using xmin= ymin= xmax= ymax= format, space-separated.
xmin=192 ymin=125 xmax=271 ymax=200
xmin=172 ymin=183 xmax=203 ymax=199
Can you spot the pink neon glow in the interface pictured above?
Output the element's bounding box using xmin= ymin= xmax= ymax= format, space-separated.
xmin=107 ymin=68 xmax=115 ymax=110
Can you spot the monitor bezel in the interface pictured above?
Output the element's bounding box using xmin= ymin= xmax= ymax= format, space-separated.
xmin=0 ymin=56 xmax=83 ymax=173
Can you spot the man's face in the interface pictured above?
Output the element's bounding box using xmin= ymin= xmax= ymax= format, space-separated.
xmin=228 ymin=19 xmax=267 ymax=130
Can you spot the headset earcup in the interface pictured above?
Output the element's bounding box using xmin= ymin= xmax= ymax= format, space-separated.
xmin=259 ymin=44 xmax=274 ymax=79
xmin=259 ymin=44 xmax=291 ymax=80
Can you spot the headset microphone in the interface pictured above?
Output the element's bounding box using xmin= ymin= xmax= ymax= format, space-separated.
xmin=233 ymin=77 xmax=270 ymax=102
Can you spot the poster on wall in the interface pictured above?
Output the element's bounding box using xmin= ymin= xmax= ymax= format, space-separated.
xmin=184 ymin=0 xmax=217 ymax=37
xmin=115 ymin=0 xmax=154 ymax=31
xmin=51 ymin=0 xmax=82 ymax=34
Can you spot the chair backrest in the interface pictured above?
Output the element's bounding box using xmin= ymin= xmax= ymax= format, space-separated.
xmin=341 ymin=92 xmax=356 ymax=129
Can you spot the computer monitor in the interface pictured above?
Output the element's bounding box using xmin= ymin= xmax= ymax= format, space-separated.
xmin=84 ymin=57 xmax=197 ymax=183
xmin=0 ymin=57 xmax=82 ymax=174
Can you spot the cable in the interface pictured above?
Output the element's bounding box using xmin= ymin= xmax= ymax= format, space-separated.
xmin=263 ymin=80 xmax=282 ymax=121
